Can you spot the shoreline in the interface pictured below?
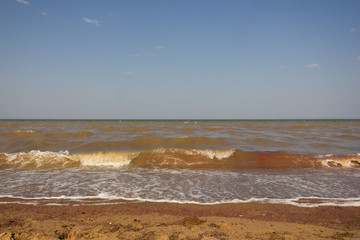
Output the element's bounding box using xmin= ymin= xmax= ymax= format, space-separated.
xmin=1 ymin=199 xmax=360 ymax=239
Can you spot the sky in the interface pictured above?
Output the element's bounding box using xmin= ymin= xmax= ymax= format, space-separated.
xmin=1 ymin=0 xmax=360 ymax=119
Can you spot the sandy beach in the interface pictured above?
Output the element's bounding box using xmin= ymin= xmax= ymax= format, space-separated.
xmin=1 ymin=199 xmax=360 ymax=240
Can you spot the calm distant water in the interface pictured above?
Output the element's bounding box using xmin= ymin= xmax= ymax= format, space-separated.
xmin=0 ymin=120 xmax=359 ymax=206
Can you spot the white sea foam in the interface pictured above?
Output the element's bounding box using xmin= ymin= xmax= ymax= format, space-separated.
xmin=187 ymin=149 xmax=235 ymax=160
xmin=4 ymin=150 xmax=73 ymax=168
xmin=13 ymin=130 xmax=36 ymax=134
xmin=316 ymin=153 xmax=360 ymax=168
xmin=321 ymin=159 xmax=359 ymax=168
xmin=2 ymin=194 xmax=360 ymax=208
xmin=0 ymin=201 xmax=38 ymax=205
xmin=1 ymin=163 xmax=360 ymax=208
xmin=153 ymin=148 xmax=235 ymax=160
xmin=46 ymin=203 xmax=69 ymax=206
xmin=76 ymin=152 xmax=139 ymax=168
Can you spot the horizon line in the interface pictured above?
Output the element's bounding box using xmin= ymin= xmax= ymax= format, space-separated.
xmin=1 ymin=118 xmax=359 ymax=121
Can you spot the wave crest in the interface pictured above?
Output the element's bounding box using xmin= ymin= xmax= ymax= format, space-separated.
xmin=152 ymin=148 xmax=235 ymax=160
xmin=317 ymin=153 xmax=360 ymax=168
xmin=0 ymin=149 xmax=359 ymax=170
xmin=1 ymin=150 xmax=79 ymax=168
xmin=76 ymin=151 xmax=140 ymax=168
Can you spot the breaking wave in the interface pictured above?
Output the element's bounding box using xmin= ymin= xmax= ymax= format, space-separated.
xmin=0 ymin=149 xmax=359 ymax=169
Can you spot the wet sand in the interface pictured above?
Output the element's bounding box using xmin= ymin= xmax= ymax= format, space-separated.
xmin=1 ymin=199 xmax=360 ymax=239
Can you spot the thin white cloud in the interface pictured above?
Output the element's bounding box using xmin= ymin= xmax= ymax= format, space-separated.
xmin=350 ymin=27 xmax=357 ymax=32
xmin=41 ymin=12 xmax=48 ymax=16
xmin=16 ymin=0 xmax=29 ymax=5
xmin=82 ymin=17 xmax=100 ymax=26
xmin=279 ymin=65 xmax=286 ymax=69
xmin=306 ymin=63 xmax=320 ymax=68
xmin=155 ymin=46 xmax=163 ymax=49
xmin=131 ymin=51 xmax=151 ymax=57
xmin=358 ymin=56 xmax=360 ymax=61
xmin=124 ymin=72 xmax=133 ymax=75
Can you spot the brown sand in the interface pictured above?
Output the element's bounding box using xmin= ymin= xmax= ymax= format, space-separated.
xmin=1 ymin=199 xmax=360 ymax=240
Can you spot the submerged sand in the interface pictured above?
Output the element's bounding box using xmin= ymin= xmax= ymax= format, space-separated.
xmin=1 ymin=199 xmax=360 ymax=240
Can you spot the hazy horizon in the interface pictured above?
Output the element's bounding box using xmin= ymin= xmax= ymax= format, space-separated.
xmin=1 ymin=118 xmax=359 ymax=121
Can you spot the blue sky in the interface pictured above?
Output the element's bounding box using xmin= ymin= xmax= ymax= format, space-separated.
xmin=1 ymin=0 xmax=359 ymax=119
